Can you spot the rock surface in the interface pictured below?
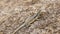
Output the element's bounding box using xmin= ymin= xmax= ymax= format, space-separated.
xmin=0 ymin=0 xmax=60 ymax=34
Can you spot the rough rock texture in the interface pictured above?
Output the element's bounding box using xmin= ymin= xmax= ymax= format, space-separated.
xmin=0 ymin=0 xmax=60 ymax=34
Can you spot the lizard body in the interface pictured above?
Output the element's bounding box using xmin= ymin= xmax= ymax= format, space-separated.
xmin=12 ymin=10 xmax=41 ymax=34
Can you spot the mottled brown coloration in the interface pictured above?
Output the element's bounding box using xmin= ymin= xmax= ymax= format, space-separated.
xmin=0 ymin=32 xmax=3 ymax=34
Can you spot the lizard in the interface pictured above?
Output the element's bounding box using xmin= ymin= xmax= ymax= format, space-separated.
xmin=12 ymin=10 xmax=43 ymax=34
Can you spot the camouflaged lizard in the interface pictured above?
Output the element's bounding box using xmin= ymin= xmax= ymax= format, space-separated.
xmin=12 ymin=10 xmax=42 ymax=34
